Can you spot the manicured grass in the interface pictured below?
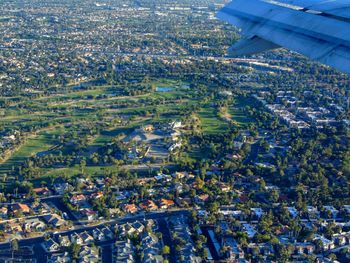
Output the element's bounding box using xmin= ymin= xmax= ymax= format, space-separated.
xmin=34 ymin=86 xmax=113 ymax=102
xmin=0 ymin=78 xmax=239 ymax=187
xmin=91 ymin=126 xmax=135 ymax=147
xmin=199 ymin=107 xmax=229 ymax=134
xmin=0 ymin=127 xmax=65 ymax=175
xmin=189 ymin=146 xmax=212 ymax=160
xmin=0 ymin=78 xmax=192 ymax=187
xmin=228 ymin=96 xmax=255 ymax=127
xmin=151 ymin=78 xmax=186 ymax=87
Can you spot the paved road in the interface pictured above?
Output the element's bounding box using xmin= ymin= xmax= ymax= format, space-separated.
xmin=91 ymin=50 xmax=289 ymax=64
xmin=0 ymin=209 xmax=190 ymax=262
xmin=201 ymin=226 xmax=220 ymax=261
xmin=158 ymin=218 xmax=177 ymax=263
xmin=42 ymin=196 xmax=80 ymax=222
xmin=101 ymin=244 xmax=113 ymax=263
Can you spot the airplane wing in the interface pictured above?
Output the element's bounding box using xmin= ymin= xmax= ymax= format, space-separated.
xmin=228 ymin=36 xmax=280 ymax=56
xmin=217 ymin=0 xmax=350 ymax=74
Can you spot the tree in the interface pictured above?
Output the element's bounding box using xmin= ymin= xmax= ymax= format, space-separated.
xmin=11 ymin=239 xmax=19 ymax=259
xmin=195 ymin=177 xmax=205 ymax=189
xmin=269 ymin=189 xmax=279 ymax=203
xmin=314 ymin=239 xmax=323 ymax=253
xmin=277 ymin=244 xmax=293 ymax=263
xmin=69 ymin=243 xmax=81 ymax=259
xmin=327 ymin=253 xmax=337 ymax=261
xmin=208 ymin=201 xmax=220 ymax=214
xmin=162 ymin=245 xmax=170 ymax=256
xmin=289 ymin=219 xmax=302 ymax=239
xmin=79 ymin=159 xmax=86 ymax=174
xmin=259 ymin=210 xmax=274 ymax=235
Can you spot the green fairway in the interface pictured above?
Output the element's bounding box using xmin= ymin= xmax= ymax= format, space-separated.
xmin=229 ymin=96 xmax=255 ymax=127
xmin=91 ymin=126 xmax=135 ymax=147
xmin=199 ymin=107 xmax=230 ymax=134
xmin=0 ymin=78 xmax=251 ymax=188
xmin=0 ymin=127 xmax=65 ymax=176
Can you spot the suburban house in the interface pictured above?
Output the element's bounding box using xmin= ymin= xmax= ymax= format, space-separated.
xmin=159 ymin=199 xmax=175 ymax=209
xmin=43 ymin=214 xmax=65 ymax=228
xmin=124 ymin=204 xmax=138 ymax=214
xmin=43 ymin=238 xmax=60 ymax=252
xmin=12 ymin=203 xmax=30 ymax=214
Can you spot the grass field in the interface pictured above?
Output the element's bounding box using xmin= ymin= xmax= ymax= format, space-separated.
xmin=91 ymin=125 xmax=138 ymax=147
xmin=0 ymin=127 xmax=65 ymax=176
xmin=0 ymin=79 xmax=187 ymax=177
xmin=229 ymin=96 xmax=255 ymax=127
xmin=198 ymin=96 xmax=255 ymax=134
xmin=0 ymin=78 xmax=258 ymax=189
xmin=199 ymin=107 xmax=230 ymax=134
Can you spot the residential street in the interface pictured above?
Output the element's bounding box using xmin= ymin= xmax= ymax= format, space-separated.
xmin=0 ymin=209 xmax=190 ymax=263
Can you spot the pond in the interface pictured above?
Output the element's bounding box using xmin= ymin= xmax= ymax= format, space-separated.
xmin=156 ymin=86 xmax=174 ymax=92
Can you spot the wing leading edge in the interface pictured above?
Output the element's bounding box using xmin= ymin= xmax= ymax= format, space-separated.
xmin=217 ymin=0 xmax=350 ymax=74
